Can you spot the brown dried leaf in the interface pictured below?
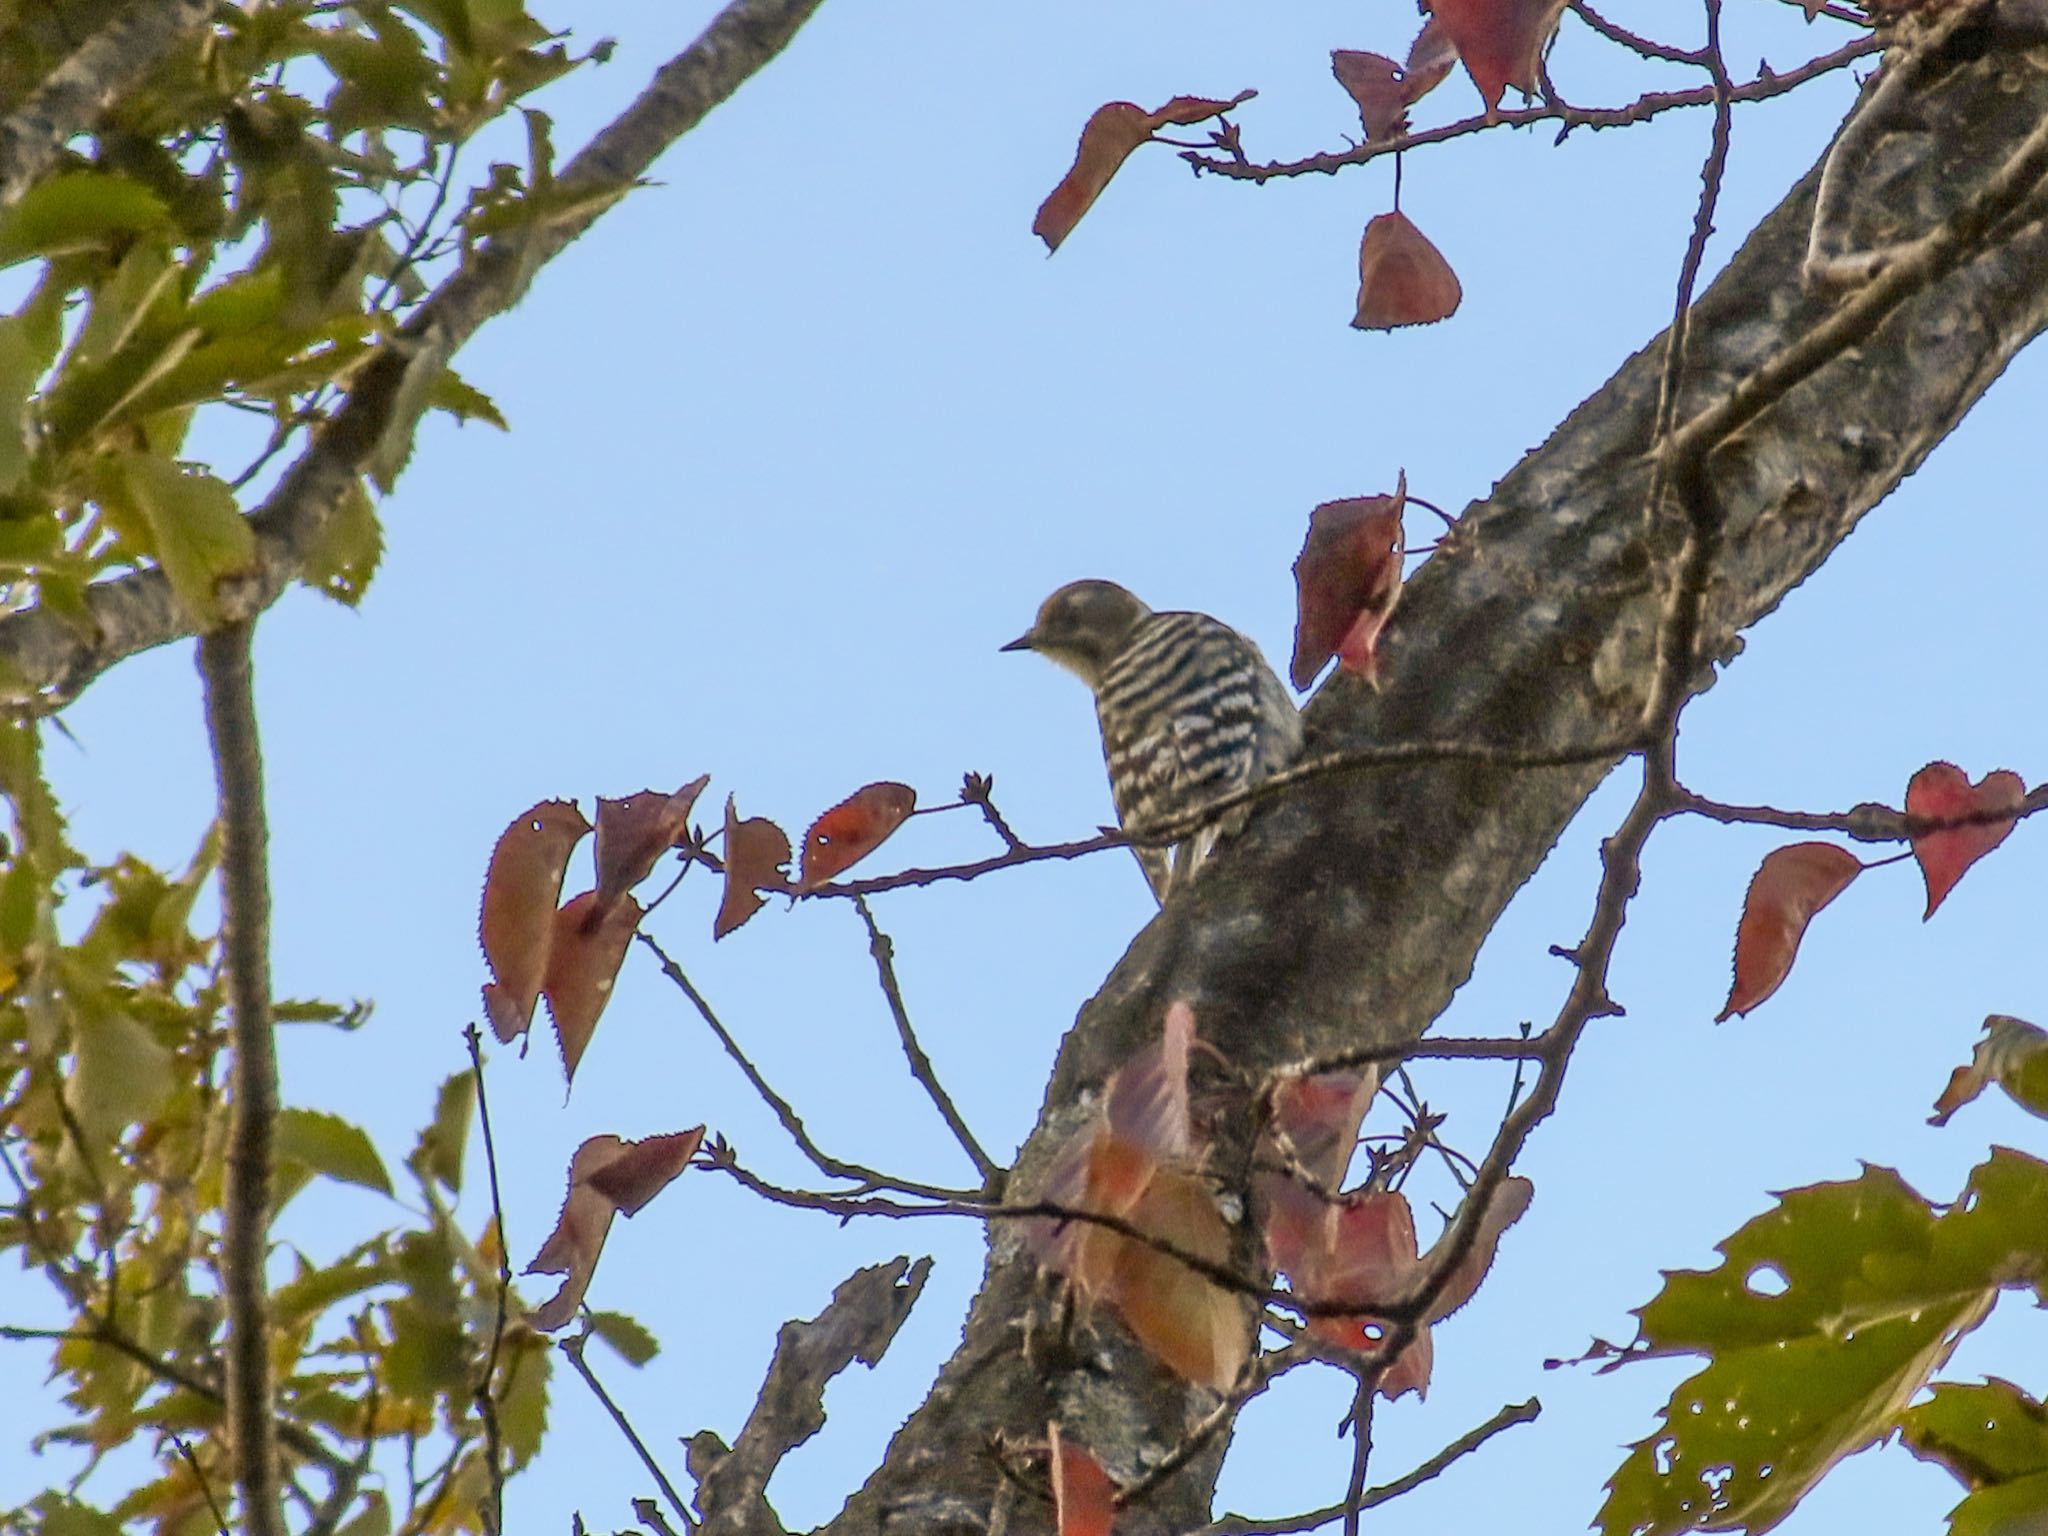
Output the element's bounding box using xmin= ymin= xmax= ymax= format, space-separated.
xmin=593 ymin=775 xmax=709 ymax=912
xmin=1034 ymin=92 xmax=1255 ymax=252
xmin=797 ymin=781 xmax=916 ymax=892
xmin=544 ymin=891 xmax=643 ymax=1085
xmin=479 ymin=800 xmax=591 ymax=1043
xmin=1353 ymin=212 xmax=1462 ymax=330
xmin=714 ymin=796 xmax=791 ymax=940
xmin=1403 ymin=17 xmax=1460 ymax=105
xmin=1290 ymin=476 xmax=1407 ymax=690
xmin=526 ymin=1128 xmax=704 ymax=1330
xmin=1331 ymin=51 xmax=1410 ymax=140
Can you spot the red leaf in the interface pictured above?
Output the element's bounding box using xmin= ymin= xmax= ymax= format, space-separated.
xmin=1403 ymin=18 xmax=1461 ymax=107
xmin=1290 ymin=477 xmax=1407 ymax=690
xmin=1906 ymin=762 xmax=2026 ymax=919
xmin=1264 ymin=1068 xmax=1380 ymax=1191
xmin=796 ymin=781 xmax=917 ymax=892
xmin=544 ymin=891 xmax=643 ymax=1085
xmin=1103 ymin=999 xmax=1195 ymax=1166
xmin=584 ymin=1127 xmax=705 ymax=1213
xmin=479 ymin=800 xmax=591 ymax=1044
xmin=1035 ymin=93 xmax=1254 ymax=252
xmin=1421 ymin=1174 xmax=1533 ymax=1323
xmin=714 ymin=796 xmax=791 ymax=940
xmin=1330 ymin=52 xmax=1411 ymax=141
xmin=593 ymin=776 xmax=709 ymax=914
xmin=1050 ymin=1426 xmax=1117 ymax=1536
xmin=525 ymin=1128 xmax=704 ymax=1331
xmin=1353 ymin=213 xmax=1462 ymax=331
xmin=1717 ymin=842 xmax=1863 ymax=1021
xmin=1427 ymin=0 xmax=1569 ymax=114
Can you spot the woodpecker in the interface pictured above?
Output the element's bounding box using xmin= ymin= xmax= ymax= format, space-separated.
xmin=1003 ymin=580 xmax=1303 ymax=903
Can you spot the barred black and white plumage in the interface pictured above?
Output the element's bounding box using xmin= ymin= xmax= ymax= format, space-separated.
xmin=1003 ymin=580 xmax=1303 ymax=903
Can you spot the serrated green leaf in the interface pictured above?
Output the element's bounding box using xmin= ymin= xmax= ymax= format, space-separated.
xmin=1900 ymin=1379 xmax=2048 ymax=1490
xmin=426 ymin=367 xmax=508 ymax=431
xmin=300 ymin=477 xmax=383 ymax=605
xmin=102 ymin=454 xmax=258 ymax=628
xmin=495 ymin=1334 xmax=551 ymax=1468
xmin=365 ymin=338 xmax=448 ymax=493
xmin=410 ymin=1069 xmax=475 ymax=1193
xmin=273 ymin=1252 xmax=394 ymax=1325
xmin=28 ymin=1493 xmax=127 ymax=1536
xmin=1601 ymin=1154 xmax=2048 ymax=1536
xmin=381 ymin=1297 xmax=469 ymax=1403
xmin=587 ymin=1309 xmax=659 ymax=1367
xmin=0 ymin=172 xmax=171 ymax=266
xmin=1947 ymin=1469 xmax=2048 ymax=1536
xmin=276 ymin=1107 xmax=395 ymax=1197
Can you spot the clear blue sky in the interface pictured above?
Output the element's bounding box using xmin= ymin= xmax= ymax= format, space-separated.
xmin=8 ymin=2 xmax=2047 ymax=1532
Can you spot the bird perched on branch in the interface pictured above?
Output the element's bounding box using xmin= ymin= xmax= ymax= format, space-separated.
xmin=1002 ymin=579 xmax=1303 ymax=903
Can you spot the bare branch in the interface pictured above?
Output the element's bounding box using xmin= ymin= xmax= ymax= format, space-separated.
xmin=851 ymin=896 xmax=1003 ymax=1190
xmin=1182 ymin=38 xmax=1876 ymax=185
xmin=1200 ymin=1399 xmax=1541 ymax=1536
xmin=563 ymin=1330 xmax=697 ymax=1534
xmin=199 ymin=620 xmax=283 ymax=1536
xmin=0 ymin=0 xmax=212 ymax=206
xmin=688 ymin=1256 xmax=931 ymax=1536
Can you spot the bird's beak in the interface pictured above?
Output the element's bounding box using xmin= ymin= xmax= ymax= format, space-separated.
xmin=999 ymin=628 xmax=1037 ymax=654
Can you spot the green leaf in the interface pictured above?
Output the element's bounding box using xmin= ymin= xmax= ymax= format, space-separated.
xmin=300 ymin=477 xmax=383 ymax=605
xmin=381 ymin=1297 xmax=469 ymax=1402
xmin=275 ymin=997 xmax=373 ymax=1029
xmin=427 ymin=367 xmax=508 ymax=431
xmin=409 ymin=1069 xmax=475 ymax=1193
xmin=1946 ymin=1470 xmax=2048 ymax=1536
xmin=1597 ymin=1157 xmax=2048 ymax=1536
xmin=335 ymin=1491 xmax=392 ymax=1536
xmin=0 ymin=172 xmax=171 ymax=266
xmin=365 ymin=337 xmax=448 ymax=493
xmin=587 ymin=1309 xmax=659 ymax=1367
xmin=102 ymin=454 xmax=258 ymax=627
xmin=1900 ymin=1379 xmax=2048 ymax=1490
xmin=275 ymin=1107 xmax=395 ymax=1197
xmin=273 ymin=1252 xmax=395 ymax=1324
xmin=495 ymin=1334 xmax=551 ymax=1468
xmin=0 ymin=317 xmax=42 ymax=492
xmin=67 ymin=976 xmax=174 ymax=1138
xmin=27 ymin=1493 xmax=127 ymax=1536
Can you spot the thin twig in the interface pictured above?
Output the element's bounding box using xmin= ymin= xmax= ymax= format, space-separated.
xmin=1340 ymin=1383 xmax=1374 ymax=1536
xmin=465 ymin=1023 xmax=511 ymax=1536
xmin=562 ymin=1330 xmax=697 ymax=1533
xmin=1183 ymin=38 xmax=1876 ymax=184
xmin=851 ymin=896 xmax=1003 ymax=1189
xmin=1202 ymin=1399 xmax=1541 ymax=1535
xmin=199 ymin=620 xmax=284 ymax=1536
xmin=171 ymin=1433 xmax=231 ymax=1536
xmin=637 ymin=932 xmax=975 ymax=1203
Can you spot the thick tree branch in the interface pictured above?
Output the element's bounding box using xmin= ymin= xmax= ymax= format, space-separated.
xmin=199 ymin=620 xmax=282 ymax=1536
xmin=823 ymin=35 xmax=2048 ymax=1536
xmin=0 ymin=0 xmax=212 ymax=206
xmin=0 ymin=0 xmax=827 ymax=711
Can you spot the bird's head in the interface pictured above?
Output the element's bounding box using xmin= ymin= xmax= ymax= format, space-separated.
xmin=1001 ymin=579 xmax=1153 ymax=689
